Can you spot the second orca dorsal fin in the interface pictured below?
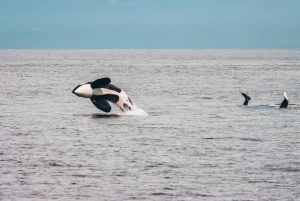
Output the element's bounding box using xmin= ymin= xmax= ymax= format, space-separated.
xmin=91 ymin=78 xmax=111 ymax=89
xmin=279 ymin=91 xmax=289 ymax=108
xmin=241 ymin=93 xmax=251 ymax=105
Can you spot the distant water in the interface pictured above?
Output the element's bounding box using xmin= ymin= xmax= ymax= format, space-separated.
xmin=1 ymin=49 xmax=300 ymax=200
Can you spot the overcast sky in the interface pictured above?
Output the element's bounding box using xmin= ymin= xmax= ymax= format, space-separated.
xmin=1 ymin=0 xmax=299 ymax=49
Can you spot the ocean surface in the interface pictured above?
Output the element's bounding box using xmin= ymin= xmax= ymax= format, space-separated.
xmin=1 ymin=49 xmax=300 ymax=201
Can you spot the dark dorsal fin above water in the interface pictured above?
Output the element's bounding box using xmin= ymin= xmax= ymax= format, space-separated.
xmin=241 ymin=93 xmax=251 ymax=105
xmin=91 ymin=78 xmax=111 ymax=89
xmin=90 ymin=95 xmax=111 ymax=112
xmin=279 ymin=91 xmax=289 ymax=108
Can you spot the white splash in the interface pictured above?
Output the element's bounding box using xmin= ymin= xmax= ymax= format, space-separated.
xmin=123 ymin=105 xmax=148 ymax=116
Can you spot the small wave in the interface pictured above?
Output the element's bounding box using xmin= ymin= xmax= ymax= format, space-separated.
xmin=240 ymin=137 xmax=263 ymax=142
xmin=152 ymin=192 xmax=172 ymax=196
xmin=201 ymin=137 xmax=233 ymax=140
xmin=91 ymin=105 xmax=147 ymax=118
xmin=242 ymin=104 xmax=300 ymax=109
xmin=288 ymin=104 xmax=300 ymax=109
xmin=202 ymin=137 xmax=219 ymax=140
xmin=243 ymin=105 xmax=276 ymax=109
xmin=49 ymin=162 xmax=63 ymax=167
xmin=265 ymin=165 xmax=300 ymax=172
xmin=72 ymin=174 xmax=86 ymax=178
xmin=92 ymin=114 xmax=124 ymax=118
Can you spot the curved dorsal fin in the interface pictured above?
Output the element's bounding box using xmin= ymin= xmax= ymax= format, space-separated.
xmin=280 ymin=91 xmax=289 ymax=108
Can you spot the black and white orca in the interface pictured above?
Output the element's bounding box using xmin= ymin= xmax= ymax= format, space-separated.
xmin=241 ymin=93 xmax=251 ymax=105
xmin=279 ymin=91 xmax=289 ymax=108
xmin=72 ymin=78 xmax=133 ymax=113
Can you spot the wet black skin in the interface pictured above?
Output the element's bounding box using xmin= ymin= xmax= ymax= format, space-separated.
xmin=241 ymin=93 xmax=251 ymax=105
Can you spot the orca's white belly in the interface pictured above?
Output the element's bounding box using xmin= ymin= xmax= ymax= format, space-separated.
xmin=116 ymin=91 xmax=132 ymax=111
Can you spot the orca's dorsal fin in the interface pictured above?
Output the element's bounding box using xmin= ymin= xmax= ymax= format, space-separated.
xmin=280 ymin=91 xmax=289 ymax=108
xmin=91 ymin=78 xmax=111 ymax=89
xmin=241 ymin=93 xmax=251 ymax=105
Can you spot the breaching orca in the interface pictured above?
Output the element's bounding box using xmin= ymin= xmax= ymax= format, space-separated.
xmin=241 ymin=93 xmax=251 ymax=105
xmin=72 ymin=78 xmax=133 ymax=113
xmin=279 ymin=91 xmax=289 ymax=108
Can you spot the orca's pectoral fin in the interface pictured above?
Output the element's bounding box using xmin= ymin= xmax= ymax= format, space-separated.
xmin=90 ymin=95 xmax=111 ymax=112
xmin=91 ymin=78 xmax=111 ymax=89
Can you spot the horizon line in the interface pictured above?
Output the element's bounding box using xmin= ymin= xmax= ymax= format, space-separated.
xmin=1 ymin=48 xmax=300 ymax=50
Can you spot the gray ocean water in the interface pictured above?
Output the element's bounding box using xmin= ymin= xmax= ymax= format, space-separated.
xmin=1 ymin=49 xmax=300 ymax=200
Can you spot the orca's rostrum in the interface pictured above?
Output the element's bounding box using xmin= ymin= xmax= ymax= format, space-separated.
xmin=72 ymin=78 xmax=133 ymax=112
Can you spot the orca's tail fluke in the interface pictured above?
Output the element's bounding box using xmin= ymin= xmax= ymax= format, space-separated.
xmin=241 ymin=93 xmax=251 ymax=105
xmin=279 ymin=91 xmax=289 ymax=108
